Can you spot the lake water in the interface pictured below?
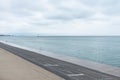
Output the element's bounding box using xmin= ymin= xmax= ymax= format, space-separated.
xmin=0 ymin=36 xmax=120 ymax=67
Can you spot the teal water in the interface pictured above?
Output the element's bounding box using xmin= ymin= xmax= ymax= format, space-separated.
xmin=0 ymin=36 xmax=120 ymax=67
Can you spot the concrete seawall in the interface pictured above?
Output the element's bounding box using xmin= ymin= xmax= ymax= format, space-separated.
xmin=0 ymin=42 xmax=120 ymax=80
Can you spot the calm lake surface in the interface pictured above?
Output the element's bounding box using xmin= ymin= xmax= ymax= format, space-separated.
xmin=0 ymin=36 xmax=120 ymax=67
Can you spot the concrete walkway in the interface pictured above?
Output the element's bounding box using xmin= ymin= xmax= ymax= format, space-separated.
xmin=0 ymin=48 xmax=64 ymax=80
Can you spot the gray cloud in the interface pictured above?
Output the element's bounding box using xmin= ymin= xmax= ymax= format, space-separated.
xmin=45 ymin=0 xmax=95 ymax=20
xmin=45 ymin=9 xmax=94 ymax=20
xmin=80 ymin=0 xmax=120 ymax=16
xmin=80 ymin=0 xmax=118 ymax=7
xmin=0 ymin=0 xmax=120 ymax=35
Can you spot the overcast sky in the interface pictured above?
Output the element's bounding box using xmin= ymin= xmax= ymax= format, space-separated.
xmin=0 ymin=0 xmax=120 ymax=36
